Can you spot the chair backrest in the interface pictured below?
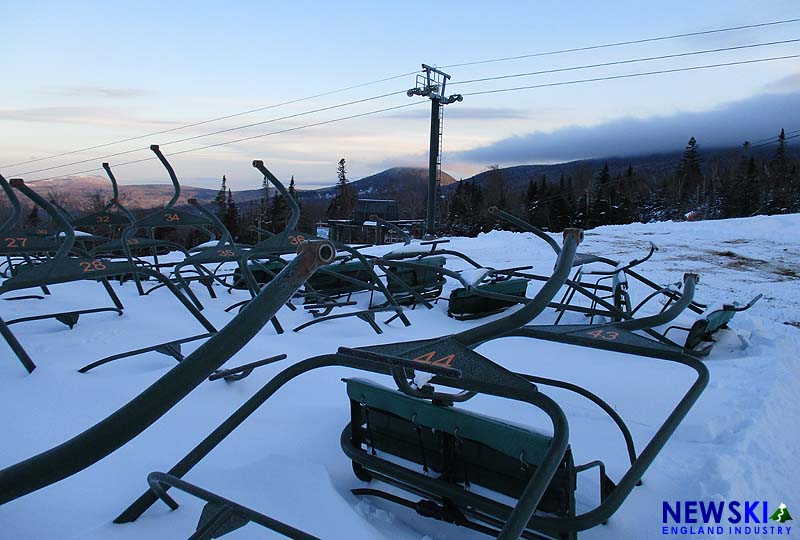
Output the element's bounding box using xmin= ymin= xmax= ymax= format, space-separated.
xmin=683 ymin=294 xmax=761 ymax=350
xmin=0 ymin=175 xmax=23 ymax=235
xmin=684 ymin=309 xmax=736 ymax=350
xmin=7 ymin=179 xmax=74 ymax=260
xmin=347 ymin=377 xmax=554 ymax=467
xmin=0 ymin=175 xmax=51 ymax=237
xmin=346 ymin=377 xmax=575 ymax=515
xmin=119 ymin=146 xmax=222 ymax=250
xmin=385 ymin=256 xmax=446 ymax=289
xmin=72 ymin=163 xmax=137 ymax=229
xmin=248 ymin=161 xmax=302 ymax=255
xmin=448 ymin=278 xmax=528 ymax=319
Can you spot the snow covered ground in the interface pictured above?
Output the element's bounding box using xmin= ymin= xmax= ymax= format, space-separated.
xmin=1 ymin=214 xmax=798 ymax=540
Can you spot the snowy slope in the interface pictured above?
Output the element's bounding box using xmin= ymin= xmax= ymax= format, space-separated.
xmin=1 ymin=214 xmax=798 ymax=540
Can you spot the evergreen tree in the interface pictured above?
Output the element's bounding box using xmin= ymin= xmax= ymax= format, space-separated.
xmin=443 ymin=180 xmax=486 ymax=236
xmin=497 ymin=184 xmax=508 ymax=210
xmin=327 ymin=158 xmax=357 ymax=219
xmin=533 ymin=175 xmax=553 ymax=230
xmin=466 ymin=182 xmax=486 ymax=234
xmin=564 ymin=176 xmax=576 ymax=227
xmin=766 ymin=128 xmax=796 ymax=212
xmin=550 ymin=174 xmax=571 ymax=231
xmin=271 ymin=184 xmax=290 ymax=232
xmin=485 ymin=165 xmax=507 ymax=209
xmin=224 ymin=188 xmax=239 ymax=237
xmin=675 ymin=137 xmax=703 ymax=207
xmin=524 ymin=178 xmax=538 ymax=223
xmin=743 ymin=156 xmax=760 ymax=215
xmin=589 ymin=162 xmax=611 ymax=227
xmin=723 ymin=142 xmax=756 ymax=217
xmin=213 ymin=175 xmax=228 ymax=219
xmin=287 ymin=176 xmax=309 ymax=231
xmin=614 ymin=165 xmax=637 ymax=224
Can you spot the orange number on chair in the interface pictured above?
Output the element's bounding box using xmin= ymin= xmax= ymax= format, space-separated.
xmin=4 ymin=237 xmax=27 ymax=248
xmin=288 ymin=235 xmax=305 ymax=245
xmin=127 ymin=238 xmax=140 ymax=245
xmin=412 ymin=351 xmax=455 ymax=368
xmin=586 ymin=330 xmax=619 ymax=341
xmin=80 ymin=260 xmax=107 ymax=273
xmin=218 ymin=249 xmax=236 ymax=257
xmin=432 ymin=354 xmax=455 ymax=367
xmin=165 ymin=213 xmax=180 ymax=222
xmin=96 ymin=215 xmax=111 ymax=223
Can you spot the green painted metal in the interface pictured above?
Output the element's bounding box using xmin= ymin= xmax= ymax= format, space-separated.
xmin=118 ymin=146 xmax=215 ymax=298
xmin=112 ymin=225 xmax=710 ymax=540
xmin=489 ymin=206 xmax=705 ymax=317
xmin=448 ymin=278 xmax=528 ymax=320
xmin=0 ymin=316 xmax=36 ymax=374
xmin=115 ymin=229 xmax=582 ymax=533
xmin=0 ymin=234 xmax=63 ymax=254
xmin=682 ymin=293 xmax=762 ymax=350
xmin=253 ymin=160 xmax=300 ymax=232
xmin=292 ymin=306 xmax=403 ymax=334
xmin=384 ymin=255 xmax=447 ymax=303
xmin=453 ymin=230 xmax=582 ymax=347
xmin=147 ymin=472 xmax=320 ymax=540
xmin=0 ymin=175 xmax=59 ymax=250
xmin=0 ymin=239 xmax=335 ymax=505
xmin=0 ymin=174 xmax=22 ymax=235
xmin=165 ymin=198 xmax=245 ymax=307
xmin=118 ymin=348 xmax=569 ymax=540
xmin=238 ymin=162 xmax=410 ymax=328
xmin=347 ymin=378 xmax=554 ymax=464
xmin=308 ymin=259 xmax=373 ymax=294
xmin=370 ymin=214 xmax=412 ymax=245
xmin=0 ymin=179 xmax=128 ymax=319
xmin=0 ymin=180 xmax=220 ymax=337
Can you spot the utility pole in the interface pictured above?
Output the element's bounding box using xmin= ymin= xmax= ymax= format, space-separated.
xmin=408 ymin=64 xmax=462 ymax=238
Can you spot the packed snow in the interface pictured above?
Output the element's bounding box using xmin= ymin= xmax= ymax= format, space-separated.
xmin=1 ymin=214 xmax=798 ymax=540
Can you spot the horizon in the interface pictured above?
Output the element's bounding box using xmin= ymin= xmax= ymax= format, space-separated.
xmin=2 ymin=2 xmax=799 ymax=190
xmin=26 ymin=139 xmax=779 ymax=195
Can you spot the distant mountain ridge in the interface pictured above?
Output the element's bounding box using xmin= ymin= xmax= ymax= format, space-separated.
xmin=445 ymin=146 xmax=767 ymax=194
xmin=23 ymin=145 xmax=767 ymax=210
xmin=305 ymin=167 xmax=456 ymax=200
xmin=28 ymin=166 xmax=457 ymax=209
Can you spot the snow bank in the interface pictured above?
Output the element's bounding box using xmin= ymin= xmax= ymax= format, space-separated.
xmin=1 ymin=214 xmax=798 ymax=540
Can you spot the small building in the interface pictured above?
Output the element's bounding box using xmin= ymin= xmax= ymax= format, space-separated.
xmin=353 ymin=199 xmax=399 ymax=224
xmin=326 ymin=198 xmax=423 ymax=244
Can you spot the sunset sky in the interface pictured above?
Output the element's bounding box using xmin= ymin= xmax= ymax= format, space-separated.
xmin=1 ymin=1 xmax=798 ymax=190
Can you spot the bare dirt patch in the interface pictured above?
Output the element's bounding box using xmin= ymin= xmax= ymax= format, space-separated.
xmin=695 ymin=250 xmax=800 ymax=280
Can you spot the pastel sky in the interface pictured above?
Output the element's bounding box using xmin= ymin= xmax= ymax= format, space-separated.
xmin=1 ymin=1 xmax=799 ymax=190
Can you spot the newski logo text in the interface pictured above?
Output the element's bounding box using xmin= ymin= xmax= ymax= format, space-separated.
xmin=663 ymin=500 xmax=792 ymax=536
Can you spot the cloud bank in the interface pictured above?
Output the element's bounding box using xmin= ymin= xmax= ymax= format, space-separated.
xmin=455 ymin=88 xmax=800 ymax=164
xmin=388 ymin=107 xmax=529 ymax=121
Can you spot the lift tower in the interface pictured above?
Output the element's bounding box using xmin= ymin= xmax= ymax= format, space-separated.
xmin=408 ymin=64 xmax=462 ymax=238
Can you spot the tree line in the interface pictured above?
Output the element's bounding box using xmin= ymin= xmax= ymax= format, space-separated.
xmin=208 ymin=158 xmax=356 ymax=243
xmin=7 ymin=130 xmax=797 ymax=244
xmin=7 ymin=158 xmax=359 ymax=246
xmin=440 ymin=129 xmax=799 ymax=236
